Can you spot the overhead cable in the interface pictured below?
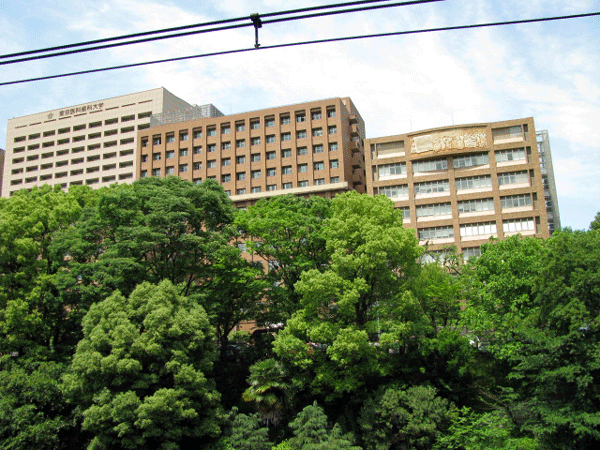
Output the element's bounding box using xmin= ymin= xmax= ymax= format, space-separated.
xmin=1 ymin=11 xmax=598 ymax=87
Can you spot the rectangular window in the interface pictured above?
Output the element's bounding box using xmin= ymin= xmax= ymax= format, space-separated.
xmin=166 ymin=134 xmax=175 ymax=143
xmin=236 ymin=122 xmax=245 ymax=132
xmin=416 ymin=203 xmax=452 ymax=218
xmin=252 ymin=187 xmax=262 ymax=193
xmin=281 ymin=132 xmax=291 ymax=141
xmin=222 ymin=158 xmax=231 ymax=167
xmin=297 ymin=130 xmax=307 ymax=139
xmin=283 ymin=182 xmax=293 ymax=189
xmin=166 ymin=150 xmax=175 ymax=159
xmin=414 ymin=180 xmax=450 ymax=194
xmin=328 ymin=126 xmax=337 ymax=135
xmin=313 ymin=162 xmax=324 ymax=171
xmin=460 ymin=222 xmax=498 ymax=237
xmin=166 ymin=167 xmax=175 ymax=175
xmin=298 ymin=164 xmax=308 ymax=173
xmin=266 ymin=135 xmax=276 ymax=144
xmin=497 ymin=171 xmax=529 ymax=186
xmin=236 ymin=188 xmax=246 ymax=195
xmin=194 ymin=162 xmax=202 ymax=170
xmin=331 ymin=176 xmax=340 ymax=183
xmin=495 ymin=148 xmax=527 ymax=163
xmin=296 ymin=113 xmax=306 ymax=123
xmin=153 ymin=153 xmax=161 ymax=161
xmin=282 ymin=149 xmax=292 ymax=158
xmin=207 ymin=160 xmax=216 ymax=168
xmin=280 ymin=115 xmax=291 ymax=125
xmin=252 ymin=170 xmax=261 ymax=179
xmin=180 ymin=132 xmax=188 ymax=141
xmin=236 ymin=172 xmax=246 ymax=181
xmin=457 ymin=198 xmax=495 ymax=213
xmin=503 ymin=218 xmax=535 ymax=233
xmin=298 ymin=180 xmax=309 ymax=187
xmin=193 ymin=146 xmax=202 ymax=154
xmin=193 ymin=129 xmax=203 ymax=139
xmin=251 ymin=137 xmax=261 ymax=146
xmin=267 ymin=168 xmax=277 ymax=177
xmin=236 ymin=139 xmax=246 ymax=148
xmin=250 ymin=120 xmax=260 ymax=130
xmin=282 ymin=166 xmax=293 ymax=175
xmin=312 ymin=128 xmax=323 ymax=137
xmin=297 ymin=147 xmax=308 ymax=155
xmin=207 ymin=127 xmax=217 ymax=136
xmin=418 ymin=226 xmax=455 ymax=240
xmin=462 ymin=247 xmax=481 ymax=261
xmin=267 ymin=184 xmax=277 ymax=191
xmin=455 ymin=175 xmax=492 ymax=191
xmin=221 ymin=126 xmax=231 ymax=135
xmin=413 ymin=158 xmax=448 ymax=173
xmin=222 ymin=174 xmax=231 ymax=183
xmin=265 ymin=118 xmax=275 ymax=127
xmin=266 ymin=151 xmax=277 ymax=160
xmin=235 ymin=156 xmax=245 ymax=164
xmin=378 ymin=163 xmax=406 ymax=177
xmin=314 ymin=179 xmax=325 ymax=186
xmin=330 ymin=160 xmax=339 ymax=169
xmin=251 ymin=153 xmax=261 ymax=162
xmin=327 ymin=108 xmax=336 ymax=118
xmin=222 ymin=142 xmax=231 ymax=150
xmin=329 ymin=142 xmax=338 ymax=151
xmin=152 ymin=168 xmax=161 ymax=176
xmin=311 ymin=110 xmax=322 ymax=120
xmin=500 ymin=194 xmax=532 ymax=209
xmin=378 ymin=185 xmax=409 ymax=199
xmin=453 ymin=152 xmax=489 ymax=169
xmin=208 ymin=144 xmax=216 ymax=152
xmin=313 ymin=145 xmax=324 ymax=154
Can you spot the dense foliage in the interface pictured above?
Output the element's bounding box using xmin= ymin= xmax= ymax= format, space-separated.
xmin=1 ymin=179 xmax=599 ymax=449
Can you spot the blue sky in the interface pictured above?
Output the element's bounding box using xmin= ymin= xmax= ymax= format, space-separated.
xmin=1 ymin=0 xmax=598 ymax=229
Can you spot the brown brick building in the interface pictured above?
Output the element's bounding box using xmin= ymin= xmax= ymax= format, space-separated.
xmin=137 ymin=97 xmax=367 ymax=208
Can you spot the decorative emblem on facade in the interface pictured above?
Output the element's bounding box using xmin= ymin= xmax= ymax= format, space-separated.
xmin=411 ymin=128 xmax=488 ymax=155
xmin=47 ymin=113 xmax=53 ymax=120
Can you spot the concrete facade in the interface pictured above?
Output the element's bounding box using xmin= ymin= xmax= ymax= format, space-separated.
xmin=365 ymin=117 xmax=554 ymax=260
xmin=0 ymin=148 xmax=4 ymax=198
xmin=2 ymin=88 xmax=194 ymax=198
xmin=137 ymin=97 xmax=367 ymax=208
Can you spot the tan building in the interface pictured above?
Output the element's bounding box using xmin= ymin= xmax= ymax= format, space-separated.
xmin=137 ymin=97 xmax=367 ymax=208
xmin=0 ymin=148 xmax=5 ymax=197
xmin=365 ymin=117 xmax=559 ymax=260
xmin=1 ymin=87 xmax=201 ymax=198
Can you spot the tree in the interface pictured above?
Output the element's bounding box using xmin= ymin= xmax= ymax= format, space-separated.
xmin=63 ymin=280 xmax=222 ymax=449
xmin=235 ymin=194 xmax=332 ymax=323
xmin=358 ymin=384 xmax=457 ymax=450
xmin=590 ymin=211 xmax=600 ymax=231
xmin=227 ymin=409 xmax=272 ymax=450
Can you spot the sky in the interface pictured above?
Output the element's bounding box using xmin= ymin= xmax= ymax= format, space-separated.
xmin=1 ymin=0 xmax=598 ymax=230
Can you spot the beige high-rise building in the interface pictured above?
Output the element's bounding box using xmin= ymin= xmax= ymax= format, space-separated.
xmin=136 ymin=97 xmax=367 ymax=208
xmin=365 ymin=117 xmax=560 ymax=260
xmin=1 ymin=87 xmax=203 ymax=198
xmin=0 ymin=148 xmax=5 ymax=197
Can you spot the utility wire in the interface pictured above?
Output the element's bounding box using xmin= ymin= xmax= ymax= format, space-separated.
xmin=0 ymin=0 xmax=441 ymax=65
xmin=1 ymin=11 xmax=598 ymax=87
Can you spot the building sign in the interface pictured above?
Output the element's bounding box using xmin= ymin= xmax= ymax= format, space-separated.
xmin=59 ymin=102 xmax=104 ymax=117
xmin=411 ymin=128 xmax=488 ymax=155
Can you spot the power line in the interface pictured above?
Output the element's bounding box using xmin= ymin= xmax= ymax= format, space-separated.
xmin=1 ymin=11 xmax=598 ymax=87
xmin=0 ymin=0 xmax=442 ymax=66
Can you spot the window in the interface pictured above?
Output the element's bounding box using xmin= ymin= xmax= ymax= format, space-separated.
xmin=153 ymin=136 xmax=161 ymax=145
xmin=140 ymin=170 xmax=147 ymax=178
xmin=267 ymin=168 xmax=277 ymax=177
xmin=266 ymin=151 xmax=277 ymax=160
xmin=252 ymin=170 xmax=261 ymax=179
xmin=193 ymin=178 xmax=202 ymax=184
xmin=283 ymin=182 xmax=293 ymax=189
xmin=180 ymin=148 xmax=189 ymax=157
xmin=237 ymin=172 xmax=246 ymax=181
xmin=458 ymin=198 xmax=495 ymax=213
xmin=193 ymin=146 xmax=202 ymax=154
xmin=207 ymin=127 xmax=217 ymax=136
xmin=418 ymin=226 xmax=454 ymax=240
xmin=329 ymin=142 xmax=338 ymax=151
xmin=314 ymin=162 xmax=324 ymax=171
xmin=251 ymin=137 xmax=261 ymax=146
xmin=328 ymin=126 xmax=337 ymax=135
xmin=378 ymin=163 xmax=405 ymax=177
xmin=503 ymin=218 xmax=535 ymax=233
xmin=378 ymin=185 xmax=409 ymax=199
xmin=236 ymin=155 xmax=246 ymax=164
xmin=236 ymin=188 xmax=246 ymax=195
xmin=414 ymin=180 xmax=450 ymax=194
xmin=311 ymin=110 xmax=322 ymax=120
xmin=453 ymin=152 xmax=489 ymax=169
xmin=222 ymin=142 xmax=231 ymax=150
xmin=251 ymin=153 xmax=261 ymax=162
xmin=166 ymin=150 xmax=175 ymax=159
xmin=267 ymin=185 xmax=277 ymax=191
xmin=501 ymin=194 xmax=532 ymax=209
xmin=329 ymin=159 xmax=339 ymax=169
xmin=252 ymin=187 xmax=262 ymax=193
xmin=413 ymin=158 xmax=448 ymax=173
xmin=221 ymin=126 xmax=231 ymax=135
xmin=266 ymin=135 xmax=276 ymax=144
xmin=331 ymin=176 xmax=340 ymax=183
xmin=250 ymin=120 xmax=260 ymax=130
xmin=497 ymin=171 xmax=529 ymax=186
xmin=265 ymin=118 xmax=275 ymax=127
xmin=280 ymin=115 xmax=291 ymax=125
xmin=492 ymin=125 xmax=525 ymax=143
xmin=296 ymin=113 xmax=306 ymax=123
xmin=153 ymin=153 xmax=161 ymax=161
xmin=89 ymin=121 xmax=101 ymax=129
xmin=313 ymin=145 xmax=324 ymax=154
xmin=314 ymin=179 xmax=325 ymax=186
xmin=236 ymin=139 xmax=246 ymax=148
xmin=121 ymin=126 xmax=135 ymax=133
xmin=166 ymin=134 xmax=175 ymax=143
xmin=193 ymin=129 xmax=203 ymax=139
xmin=207 ymin=160 xmax=217 ymax=168
xmin=152 ymin=168 xmax=161 ymax=176
xmin=281 ymin=132 xmax=291 ymax=141
xmin=460 ymin=222 xmax=497 ymax=237
xmin=297 ymin=146 xmax=308 ymax=155
xmin=298 ymin=164 xmax=308 ymax=173
xmin=495 ymin=148 xmax=527 ymax=163
xmin=282 ymin=166 xmax=293 ymax=175
xmin=282 ymin=149 xmax=292 ymax=158
xmin=166 ymin=167 xmax=175 ymax=175
xmin=222 ymin=174 xmax=231 ymax=183
xmin=416 ymin=203 xmax=452 ymax=218
xmin=222 ymin=158 xmax=231 ymax=167
xmin=298 ymin=180 xmax=309 ymax=187
xmin=455 ymin=175 xmax=492 ymax=191
xmin=312 ymin=128 xmax=323 ymax=137
xmin=236 ymin=122 xmax=245 ymax=132
xmin=179 ymin=132 xmax=188 ymax=141
xmin=297 ymin=130 xmax=307 ymax=139
xmin=194 ymin=162 xmax=202 ymax=170
xmin=208 ymin=144 xmax=216 ymax=152
xmin=327 ymin=108 xmax=336 ymax=118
